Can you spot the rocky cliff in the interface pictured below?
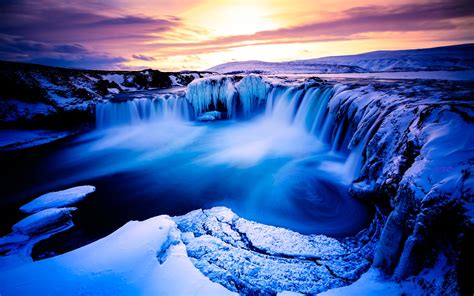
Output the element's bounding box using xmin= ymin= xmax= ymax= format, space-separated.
xmin=0 ymin=61 xmax=209 ymax=128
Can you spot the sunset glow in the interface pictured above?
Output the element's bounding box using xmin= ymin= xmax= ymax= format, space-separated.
xmin=0 ymin=0 xmax=472 ymax=70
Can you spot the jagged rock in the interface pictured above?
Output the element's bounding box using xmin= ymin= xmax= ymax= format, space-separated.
xmin=174 ymin=207 xmax=382 ymax=295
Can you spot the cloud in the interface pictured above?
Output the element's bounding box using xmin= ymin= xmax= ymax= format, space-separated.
xmin=0 ymin=0 xmax=180 ymax=68
xmin=0 ymin=0 xmax=181 ymax=44
xmin=145 ymin=0 xmax=474 ymax=56
xmin=132 ymin=54 xmax=156 ymax=61
xmin=0 ymin=0 xmax=472 ymax=69
xmin=0 ymin=35 xmax=128 ymax=69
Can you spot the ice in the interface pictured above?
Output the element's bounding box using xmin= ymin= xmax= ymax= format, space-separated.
xmin=12 ymin=207 xmax=77 ymax=235
xmin=235 ymin=75 xmax=270 ymax=117
xmin=20 ymin=185 xmax=96 ymax=213
xmin=0 ymin=207 xmax=77 ymax=267
xmin=197 ymin=111 xmax=223 ymax=121
xmin=186 ymin=76 xmax=237 ymax=117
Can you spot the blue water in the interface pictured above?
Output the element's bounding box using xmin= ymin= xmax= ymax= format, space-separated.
xmin=0 ymin=90 xmax=372 ymax=258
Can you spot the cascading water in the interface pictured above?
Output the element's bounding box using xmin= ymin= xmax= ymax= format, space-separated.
xmin=96 ymin=76 xmax=366 ymax=181
xmin=95 ymin=93 xmax=194 ymax=128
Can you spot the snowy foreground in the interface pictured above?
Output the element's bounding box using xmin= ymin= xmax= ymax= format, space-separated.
xmin=1 ymin=205 xmax=428 ymax=295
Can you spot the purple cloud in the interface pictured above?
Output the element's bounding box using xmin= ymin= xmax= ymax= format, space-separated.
xmin=0 ymin=35 xmax=128 ymax=69
xmin=0 ymin=0 xmax=180 ymax=68
xmin=132 ymin=54 xmax=156 ymax=61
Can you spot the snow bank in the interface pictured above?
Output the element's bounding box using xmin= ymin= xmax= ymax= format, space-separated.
xmin=20 ymin=185 xmax=95 ymax=213
xmin=0 ymin=214 xmax=235 ymax=296
xmin=318 ymin=268 xmax=422 ymax=296
xmin=0 ymin=207 xmax=77 ymax=268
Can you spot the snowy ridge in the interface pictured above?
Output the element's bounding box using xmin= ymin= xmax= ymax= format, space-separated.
xmin=209 ymin=43 xmax=474 ymax=74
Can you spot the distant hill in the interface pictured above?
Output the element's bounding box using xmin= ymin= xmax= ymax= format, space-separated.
xmin=208 ymin=43 xmax=474 ymax=74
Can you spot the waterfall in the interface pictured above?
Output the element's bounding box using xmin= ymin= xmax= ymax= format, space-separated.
xmin=95 ymin=75 xmax=371 ymax=181
xmin=95 ymin=94 xmax=194 ymax=128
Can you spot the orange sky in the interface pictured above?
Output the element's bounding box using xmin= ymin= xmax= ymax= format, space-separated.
xmin=0 ymin=0 xmax=473 ymax=70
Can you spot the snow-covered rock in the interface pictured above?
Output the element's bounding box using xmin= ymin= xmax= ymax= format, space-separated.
xmin=0 ymin=214 xmax=235 ymax=295
xmin=0 ymin=206 xmax=382 ymax=295
xmin=174 ymin=207 xmax=382 ymax=295
xmin=20 ymin=185 xmax=96 ymax=213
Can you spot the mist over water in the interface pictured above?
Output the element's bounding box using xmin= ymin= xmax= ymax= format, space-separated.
xmin=1 ymin=85 xmax=372 ymax=257
xmin=16 ymin=114 xmax=368 ymax=239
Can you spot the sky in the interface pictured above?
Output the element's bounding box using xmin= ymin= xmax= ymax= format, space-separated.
xmin=0 ymin=0 xmax=473 ymax=71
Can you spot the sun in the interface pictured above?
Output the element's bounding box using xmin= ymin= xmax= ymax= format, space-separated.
xmin=182 ymin=1 xmax=280 ymax=37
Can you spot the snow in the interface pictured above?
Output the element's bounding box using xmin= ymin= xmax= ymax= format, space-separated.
xmin=12 ymin=207 xmax=77 ymax=235
xmin=174 ymin=207 xmax=379 ymax=294
xmin=107 ymin=87 xmax=120 ymax=94
xmin=0 ymin=129 xmax=73 ymax=151
xmin=0 ymin=208 xmax=77 ymax=268
xmin=20 ymin=185 xmax=96 ymax=213
xmin=209 ymin=43 xmax=474 ymax=74
xmin=304 ymin=70 xmax=474 ymax=81
xmin=0 ymin=99 xmax=55 ymax=122
xmin=318 ymin=268 xmax=422 ymax=296
xmin=101 ymin=73 xmax=125 ymax=85
xmin=0 ymin=214 xmax=235 ymax=296
xmin=170 ymin=75 xmax=182 ymax=86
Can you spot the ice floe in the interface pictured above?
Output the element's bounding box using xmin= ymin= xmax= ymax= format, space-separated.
xmin=20 ymin=185 xmax=96 ymax=213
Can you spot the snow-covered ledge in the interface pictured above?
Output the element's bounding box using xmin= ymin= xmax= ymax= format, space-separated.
xmin=0 ymin=207 xmax=384 ymax=295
